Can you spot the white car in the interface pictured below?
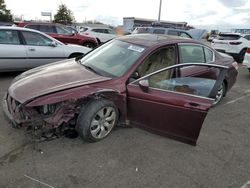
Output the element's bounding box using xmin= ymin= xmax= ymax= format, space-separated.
xmin=0 ymin=26 xmax=91 ymax=72
xmin=243 ymin=48 xmax=250 ymax=72
xmin=81 ymin=27 xmax=116 ymax=44
xmin=211 ymin=33 xmax=250 ymax=63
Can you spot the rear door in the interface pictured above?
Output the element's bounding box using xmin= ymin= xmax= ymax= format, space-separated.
xmin=127 ymin=63 xmax=228 ymax=145
xmin=0 ymin=29 xmax=27 ymax=71
xmin=21 ymin=31 xmax=65 ymax=68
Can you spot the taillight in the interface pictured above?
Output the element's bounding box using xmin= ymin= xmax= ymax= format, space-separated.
xmin=246 ymin=48 xmax=250 ymax=53
xmin=232 ymin=61 xmax=238 ymax=70
xmin=229 ymin=42 xmax=242 ymax=45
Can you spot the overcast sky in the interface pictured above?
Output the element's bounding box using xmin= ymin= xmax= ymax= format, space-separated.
xmin=5 ymin=0 xmax=250 ymax=30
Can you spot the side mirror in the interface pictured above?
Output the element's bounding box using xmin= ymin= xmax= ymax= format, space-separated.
xmin=139 ymin=79 xmax=149 ymax=92
xmin=49 ymin=41 xmax=57 ymax=47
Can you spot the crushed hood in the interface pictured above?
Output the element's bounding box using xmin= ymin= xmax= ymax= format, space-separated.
xmin=8 ymin=59 xmax=111 ymax=103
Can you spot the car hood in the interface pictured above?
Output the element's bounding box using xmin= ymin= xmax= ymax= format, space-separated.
xmin=64 ymin=43 xmax=91 ymax=54
xmin=8 ymin=59 xmax=111 ymax=103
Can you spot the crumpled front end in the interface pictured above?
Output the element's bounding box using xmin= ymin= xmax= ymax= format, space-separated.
xmin=3 ymin=92 xmax=88 ymax=140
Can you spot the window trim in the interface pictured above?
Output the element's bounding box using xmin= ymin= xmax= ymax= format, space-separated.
xmin=178 ymin=43 xmax=215 ymax=63
xmin=129 ymin=63 xmax=228 ymax=100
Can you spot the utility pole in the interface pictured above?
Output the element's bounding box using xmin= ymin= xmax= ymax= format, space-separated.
xmin=158 ymin=0 xmax=162 ymax=22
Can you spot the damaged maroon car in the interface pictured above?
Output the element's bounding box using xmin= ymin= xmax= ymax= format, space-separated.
xmin=3 ymin=34 xmax=238 ymax=145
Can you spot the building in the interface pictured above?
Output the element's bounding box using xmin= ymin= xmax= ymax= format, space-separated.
xmin=123 ymin=17 xmax=188 ymax=32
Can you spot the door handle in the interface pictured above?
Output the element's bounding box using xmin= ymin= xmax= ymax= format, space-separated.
xmin=184 ymin=102 xmax=200 ymax=108
xmin=28 ymin=48 xmax=35 ymax=51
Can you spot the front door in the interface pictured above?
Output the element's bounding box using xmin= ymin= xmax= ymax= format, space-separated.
xmin=127 ymin=63 xmax=228 ymax=145
xmin=21 ymin=31 xmax=65 ymax=68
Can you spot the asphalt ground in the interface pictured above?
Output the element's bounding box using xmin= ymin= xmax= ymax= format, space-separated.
xmin=0 ymin=65 xmax=250 ymax=188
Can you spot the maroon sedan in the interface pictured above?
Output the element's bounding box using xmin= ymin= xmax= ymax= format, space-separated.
xmin=17 ymin=22 xmax=98 ymax=48
xmin=2 ymin=34 xmax=238 ymax=145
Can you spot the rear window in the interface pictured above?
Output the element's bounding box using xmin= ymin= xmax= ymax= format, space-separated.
xmin=218 ymin=34 xmax=241 ymax=40
xmin=25 ymin=24 xmax=39 ymax=31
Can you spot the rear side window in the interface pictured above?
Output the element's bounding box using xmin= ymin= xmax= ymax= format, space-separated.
xmin=179 ymin=45 xmax=205 ymax=63
xmin=218 ymin=34 xmax=241 ymax=40
xmin=167 ymin=30 xmax=178 ymax=36
xmin=25 ymin=24 xmax=39 ymax=31
xmin=40 ymin=25 xmax=54 ymax=33
xmin=92 ymin=29 xmax=105 ymax=33
xmin=0 ymin=30 xmax=20 ymax=45
xmin=244 ymin=35 xmax=250 ymax=41
xmin=153 ymin=29 xmax=165 ymax=34
xmin=204 ymin=48 xmax=214 ymax=62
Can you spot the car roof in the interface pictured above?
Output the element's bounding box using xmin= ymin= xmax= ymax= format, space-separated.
xmin=118 ymin=34 xmax=198 ymax=47
xmin=0 ymin=26 xmax=64 ymax=44
xmin=135 ymin=27 xmax=188 ymax=32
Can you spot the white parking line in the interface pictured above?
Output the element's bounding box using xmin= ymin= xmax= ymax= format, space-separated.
xmin=241 ymin=180 xmax=250 ymax=188
xmin=224 ymin=90 xmax=250 ymax=105
xmin=24 ymin=175 xmax=55 ymax=188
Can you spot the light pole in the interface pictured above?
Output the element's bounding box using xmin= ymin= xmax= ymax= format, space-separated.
xmin=158 ymin=0 xmax=162 ymax=22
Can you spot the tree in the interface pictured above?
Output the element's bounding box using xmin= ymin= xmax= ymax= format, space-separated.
xmin=54 ymin=4 xmax=75 ymax=25
xmin=0 ymin=0 xmax=13 ymax=22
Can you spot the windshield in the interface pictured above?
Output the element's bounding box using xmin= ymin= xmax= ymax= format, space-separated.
xmin=80 ymin=40 xmax=146 ymax=78
xmin=132 ymin=27 xmax=150 ymax=34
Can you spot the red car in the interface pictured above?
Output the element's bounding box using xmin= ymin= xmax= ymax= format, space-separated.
xmin=18 ymin=22 xmax=98 ymax=48
xmin=3 ymin=34 xmax=238 ymax=145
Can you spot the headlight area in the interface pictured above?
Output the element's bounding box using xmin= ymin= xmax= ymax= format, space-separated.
xmin=23 ymin=99 xmax=84 ymax=141
xmin=33 ymin=100 xmax=80 ymax=128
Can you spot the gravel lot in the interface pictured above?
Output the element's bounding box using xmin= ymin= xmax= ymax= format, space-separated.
xmin=0 ymin=66 xmax=250 ymax=188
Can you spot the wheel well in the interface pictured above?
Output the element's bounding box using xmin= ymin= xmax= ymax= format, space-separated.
xmin=68 ymin=53 xmax=83 ymax=59
xmin=223 ymin=79 xmax=228 ymax=96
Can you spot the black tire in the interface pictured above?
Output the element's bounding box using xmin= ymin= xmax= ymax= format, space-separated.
xmin=69 ymin=53 xmax=83 ymax=59
xmin=213 ymin=82 xmax=226 ymax=106
xmin=82 ymin=42 xmax=96 ymax=49
xmin=76 ymin=99 xmax=118 ymax=142
xmin=96 ymin=38 xmax=101 ymax=45
xmin=238 ymin=49 xmax=247 ymax=63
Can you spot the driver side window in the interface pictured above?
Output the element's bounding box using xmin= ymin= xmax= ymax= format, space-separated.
xmin=137 ymin=46 xmax=176 ymax=78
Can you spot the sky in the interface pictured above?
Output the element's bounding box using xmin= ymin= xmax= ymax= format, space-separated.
xmin=4 ymin=0 xmax=250 ymax=30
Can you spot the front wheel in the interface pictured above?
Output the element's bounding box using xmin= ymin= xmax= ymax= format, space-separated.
xmin=76 ymin=99 xmax=118 ymax=142
xmin=213 ymin=82 xmax=226 ymax=106
xmin=82 ymin=42 xmax=96 ymax=49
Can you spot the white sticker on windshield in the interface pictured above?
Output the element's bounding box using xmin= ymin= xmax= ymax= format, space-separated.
xmin=128 ymin=45 xmax=145 ymax=53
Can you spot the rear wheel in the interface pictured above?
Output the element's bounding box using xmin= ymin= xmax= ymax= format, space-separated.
xmin=238 ymin=49 xmax=247 ymax=63
xmin=76 ymin=99 xmax=118 ymax=142
xmin=213 ymin=82 xmax=226 ymax=106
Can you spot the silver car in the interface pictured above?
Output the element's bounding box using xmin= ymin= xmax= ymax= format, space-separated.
xmin=0 ymin=26 xmax=91 ymax=72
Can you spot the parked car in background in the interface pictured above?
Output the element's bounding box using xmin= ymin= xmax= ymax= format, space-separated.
xmin=81 ymin=27 xmax=117 ymax=44
xmin=211 ymin=33 xmax=250 ymax=63
xmin=243 ymin=48 xmax=250 ymax=72
xmin=0 ymin=26 xmax=91 ymax=72
xmin=3 ymin=34 xmax=238 ymax=146
xmin=18 ymin=22 xmax=98 ymax=48
xmin=208 ymin=30 xmax=219 ymax=42
xmin=132 ymin=27 xmax=193 ymax=39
